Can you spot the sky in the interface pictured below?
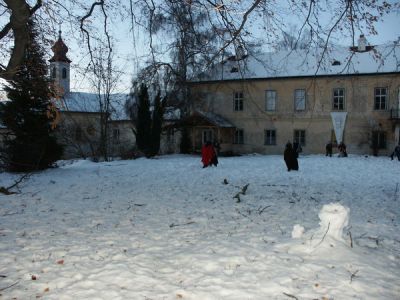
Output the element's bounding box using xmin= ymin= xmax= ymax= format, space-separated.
xmin=59 ymin=1 xmax=400 ymax=94
xmin=0 ymin=1 xmax=398 ymax=96
xmin=0 ymin=154 xmax=399 ymax=299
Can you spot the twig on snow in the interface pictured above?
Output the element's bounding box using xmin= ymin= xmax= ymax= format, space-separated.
xmin=314 ymin=222 xmax=330 ymax=248
xmin=169 ymin=221 xmax=195 ymax=228
xmin=0 ymin=280 xmax=19 ymax=291
xmin=283 ymin=292 xmax=298 ymax=300
xmin=233 ymin=183 xmax=249 ymax=203
xmin=348 ymin=230 xmax=353 ymax=248
xmin=0 ymin=173 xmax=31 ymax=195
xmin=258 ymin=205 xmax=271 ymax=215
xmin=349 ymin=270 xmax=359 ymax=283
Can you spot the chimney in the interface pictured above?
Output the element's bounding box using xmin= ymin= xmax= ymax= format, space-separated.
xmin=235 ymin=45 xmax=246 ymax=60
xmin=357 ymin=34 xmax=367 ymax=52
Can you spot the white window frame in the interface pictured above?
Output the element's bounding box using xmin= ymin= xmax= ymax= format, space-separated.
xmin=233 ymin=91 xmax=244 ymax=111
xmin=234 ymin=129 xmax=244 ymax=144
xmin=264 ymin=129 xmax=276 ymax=145
xmin=294 ymin=129 xmax=306 ymax=146
xmin=332 ymin=88 xmax=345 ymax=110
xmin=265 ymin=90 xmax=277 ymax=111
xmin=374 ymin=87 xmax=387 ymax=110
xmin=294 ymin=89 xmax=306 ymax=111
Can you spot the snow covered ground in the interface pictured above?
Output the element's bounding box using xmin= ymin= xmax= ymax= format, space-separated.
xmin=0 ymin=154 xmax=399 ymax=300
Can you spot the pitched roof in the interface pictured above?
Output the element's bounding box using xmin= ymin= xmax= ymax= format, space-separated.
xmin=59 ymin=92 xmax=129 ymax=120
xmin=194 ymin=43 xmax=400 ymax=82
xmin=175 ymin=111 xmax=235 ymax=128
xmin=59 ymin=92 xmax=180 ymax=122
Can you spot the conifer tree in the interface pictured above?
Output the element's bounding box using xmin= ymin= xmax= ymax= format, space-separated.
xmin=0 ymin=20 xmax=63 ymax=172
xmin=135 ymin=84 xmax=152 ymax=155
xmin=149 ymin=92 xmax=164 ymax=157
xmin=180 ymin=127 xmax=192 ymax=154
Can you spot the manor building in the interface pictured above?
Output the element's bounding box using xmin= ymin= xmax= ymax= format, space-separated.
xmin=187 ymin=37 xmax=400 ymax=156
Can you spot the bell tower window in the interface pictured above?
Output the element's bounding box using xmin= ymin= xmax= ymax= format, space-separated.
xmin=62 ymin=68 xmax=67 ymax=79
xmin=51 ymin=66 xmax=56 ymax=78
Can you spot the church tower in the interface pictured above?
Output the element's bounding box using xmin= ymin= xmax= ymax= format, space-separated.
xmin=49 ymin=30 xmax=71 ymax=95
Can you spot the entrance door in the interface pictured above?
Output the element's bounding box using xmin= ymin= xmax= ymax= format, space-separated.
xmin=202 ymin=129 xmax=213 ymax=144
xmin=396 ymin=125 xmax=400 ymax=146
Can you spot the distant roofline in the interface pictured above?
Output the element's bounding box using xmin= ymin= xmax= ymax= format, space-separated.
xmin=189 ymin=71 xmax=400 ymax=85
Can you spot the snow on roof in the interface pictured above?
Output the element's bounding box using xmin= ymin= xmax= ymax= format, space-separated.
xmin=195 ymin=110 xmax=235 ymax=128
xmin=164 ymin=107 xmax=181 ymax=121
xmin=60 ymin=92 xmax=130 ymax=121
xmin=60 ymin=92 xmax=181 ymax=122
xmin=195 ymin=43 xmax=400 ymax=82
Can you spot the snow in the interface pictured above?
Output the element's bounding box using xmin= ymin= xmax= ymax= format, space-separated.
xmin=0 ymin=154 xmax=399 ymax=299
xmin=60 ymin=92 xmax=130 ymax=120
xmin=197 ymin=43 xmax=400 ymax=82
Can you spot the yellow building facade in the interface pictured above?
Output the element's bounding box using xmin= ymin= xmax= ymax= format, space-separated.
xmin=189 ymin=43 xmax=400 ymax=156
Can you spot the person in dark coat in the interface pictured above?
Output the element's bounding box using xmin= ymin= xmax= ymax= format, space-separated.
xmin=326 ymin=142 xmax=333 ymax=157
xmin=338 ymin=142 xmax=347 ymax=157
xmin=284 ymin=142 xmax=299 ymax=171
xmin=293 ymin=141 xmax=302 ymax=158
xmin=390 ymin=144 xmax=400 ymax=161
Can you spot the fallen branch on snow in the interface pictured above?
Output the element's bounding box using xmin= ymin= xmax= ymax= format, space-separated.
xmin=349 ymin=270 xmax=359 ymax=283
xmin=0 ymin=280 xmax=19 ymax=291
xmin=169 ymin=221 xmax=195 ymax=228
xmin=258 ymin=205 xmax=271 ymax=215
xmin=314 ymin=222 xmax=330 ymax=248
xmin=0 ymin=173 xmax=31 ymax=195
xmin=233 ymin=183 xmax=249 ymax=203
xmin=283 ymin=292 xmax=298 ymax=300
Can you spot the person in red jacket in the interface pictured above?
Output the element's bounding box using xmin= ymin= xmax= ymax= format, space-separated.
xmin=201 ymin=141 xmax=218 ymax=168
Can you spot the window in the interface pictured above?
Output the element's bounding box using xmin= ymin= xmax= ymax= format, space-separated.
xmin=202 ymin=130 xmax=213 ymax=144
xmin=374 ymin=87 xmax=387 ymax=110
xmin=294 ymin=130 xmax=306 ymax=146
xmin=167 ymin=128 xmax=174 ymax=142
xmin=62 ymin=68 xmax=67 ymax=79
xmin=234 ymin=129 xmax=244 ymax=144
xmin=372 ymin=131 xmax=386 ymax=149
xmin=294 ymin=89 xmax=306 ymax=111
xmin=75 ymin=126 xmax=83 ymax=141
xmin=233 ymin=91 xmax=243 ymax=111
xmin=51 ymin=67 xmax=56 ymax=78
xmin=113 ymin=128 xmax=120 ymax=144
xmin=333 ymin=88 xmax=345 ymax=110
xmin=264 ymin=130 xmax=276 ymax=145
xmin=265 ymin=90 xmax=277 ymax=111
xmin=86 ymin=125 xmax=95 ymax=136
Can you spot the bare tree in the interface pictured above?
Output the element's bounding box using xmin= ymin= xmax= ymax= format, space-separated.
xmin=129 ymin=0 xmax=398 ymax=111
xmin=0 ymin=0 xmax=397 ymax=84
xmin=85 ymin=43 xmax=123 ymax=161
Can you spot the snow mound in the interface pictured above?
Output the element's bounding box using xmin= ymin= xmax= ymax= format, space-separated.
xmin=288 ymin=203 xmax=350 ymax=254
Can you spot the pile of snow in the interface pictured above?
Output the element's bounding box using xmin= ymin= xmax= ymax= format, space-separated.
xmin=0 ymin=154 xmax=399 ymax=299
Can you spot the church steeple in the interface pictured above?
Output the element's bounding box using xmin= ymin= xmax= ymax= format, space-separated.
xmin=49 ymin=30 xmax=71 ymax=95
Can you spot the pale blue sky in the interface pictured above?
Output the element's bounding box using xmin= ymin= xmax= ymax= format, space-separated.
xmin=61 ymin=3 xmax=399 ymax=94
